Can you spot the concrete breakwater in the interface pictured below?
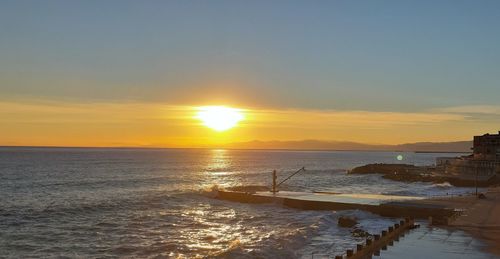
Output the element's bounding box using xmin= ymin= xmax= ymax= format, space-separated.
xmin=349 ymin=163 xmax=499 ymax=187
xmin=215 ymin=190 xmax=456 ymax=223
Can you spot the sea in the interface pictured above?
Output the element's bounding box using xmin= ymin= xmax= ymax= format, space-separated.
xmin=0 ymin=148 xmax=484 ymax=258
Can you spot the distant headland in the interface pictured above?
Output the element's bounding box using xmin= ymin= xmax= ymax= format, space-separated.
xmin=223 ymin=140 xmax=472 ymax=152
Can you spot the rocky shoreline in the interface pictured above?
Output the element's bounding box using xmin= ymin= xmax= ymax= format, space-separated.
xmin=349 ymin=163 xmax=499 ymax=187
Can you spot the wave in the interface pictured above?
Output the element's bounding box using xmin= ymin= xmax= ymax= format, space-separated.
xmin=0 ymin=191 xmax=187 ymax=222
xmin=432 ymin=182 xmax=453 ymax=188
xmin=224 ymin=185 xmax=270 ymax=193
xmin=207 ymin=209 xmax=394 ymax=258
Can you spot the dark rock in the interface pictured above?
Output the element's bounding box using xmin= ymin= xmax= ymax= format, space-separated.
xmin=409 ymin=224 xmax=420 ymax=229
xmin=338 ymin=216 xmax=358 ymax=228
xmin=349 ymin=163 xmax=423 ymax=175
xmin=478 ymin=193 xmax=486 ymax=199
xmin=349 ymin=163 xmax=500 ymax=187
xmin=351 ymin=228 xmax=371 ymax=238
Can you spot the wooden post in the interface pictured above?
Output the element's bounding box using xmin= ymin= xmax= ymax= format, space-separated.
xmin=343 ymin=218 xmax=416 ymax=259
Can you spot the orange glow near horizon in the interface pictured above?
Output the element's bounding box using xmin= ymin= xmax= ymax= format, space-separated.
xmin=0 ymin=100 xmax=496 ymax=148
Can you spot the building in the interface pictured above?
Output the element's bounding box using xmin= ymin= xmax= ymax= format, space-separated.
xmin=436 ymin=131 xmax=500 ymax=181
xmin=437 ymin=158 xmax=499 ymax=180
xmin=473 ymin=131 xmax=500 ymax=160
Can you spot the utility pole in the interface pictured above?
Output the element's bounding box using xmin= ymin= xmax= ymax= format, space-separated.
xmin=271 ymin=167 xmax=306 ymax=194
xmin=272 ymin=170 xmax=277 ymax=194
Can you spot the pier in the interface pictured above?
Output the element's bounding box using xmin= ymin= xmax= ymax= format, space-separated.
xmin=215 ymin=190 xmax=458 ymax=223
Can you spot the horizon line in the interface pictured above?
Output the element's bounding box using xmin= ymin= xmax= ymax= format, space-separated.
xmin=0 ymin=144 xmax=471 ymax=153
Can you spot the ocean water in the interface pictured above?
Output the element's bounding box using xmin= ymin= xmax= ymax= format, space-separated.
xmin=0 ymin=148 xmax=478 ymax=258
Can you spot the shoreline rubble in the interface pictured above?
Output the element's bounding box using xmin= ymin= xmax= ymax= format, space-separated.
xmin=349 ymin=163 xmax=500 ymax=187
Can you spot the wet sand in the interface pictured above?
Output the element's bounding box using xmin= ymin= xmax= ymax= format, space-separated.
xmin=416 ymin=187 xmax=500 ymax=256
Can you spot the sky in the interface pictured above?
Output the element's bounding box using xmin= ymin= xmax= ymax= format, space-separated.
xmin=1 ymin=0 xmax=500 ymax=147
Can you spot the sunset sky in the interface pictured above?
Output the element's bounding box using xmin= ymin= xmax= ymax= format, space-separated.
xmin=1 ymin=1 xmax=500 ymax=147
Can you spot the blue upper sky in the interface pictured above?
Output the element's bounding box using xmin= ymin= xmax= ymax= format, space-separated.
xmin=1 ymin=0 xmax=500 ymax=111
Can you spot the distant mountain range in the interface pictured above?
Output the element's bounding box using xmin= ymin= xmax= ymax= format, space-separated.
xmin=1 ymin=140 xmax=473 ymax=152
xmin=224 ymin=140 xmax=472 ymax=152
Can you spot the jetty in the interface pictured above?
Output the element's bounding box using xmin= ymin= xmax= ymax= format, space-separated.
xmin=215 ymin=190 xmax=457 ymax=223
xmin=333 ymin=218 xmax=419 ymax=259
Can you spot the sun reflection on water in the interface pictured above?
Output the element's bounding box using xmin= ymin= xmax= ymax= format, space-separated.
xmin=200 ymin=149 xmax=241 ymax=189
xmin=207 ymin=149 xmax=230 ymax=171
xmin=176 ymin=203 xmax=248 ymax=257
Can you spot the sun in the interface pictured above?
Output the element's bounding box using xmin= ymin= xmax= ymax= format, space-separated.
xmin=197 ymin=106 xmax=244 ymax=131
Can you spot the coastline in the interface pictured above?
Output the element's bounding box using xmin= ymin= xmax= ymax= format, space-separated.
xmin=415 ymin=187 xmax=500 ymax=256
xmin=451 ymin=187 xmax=500 ymax=256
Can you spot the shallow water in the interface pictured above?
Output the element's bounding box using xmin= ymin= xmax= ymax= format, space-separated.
xmin=375 ymin=222 xmax=496 ymax=259
xmin=0 ymin=148 xmax=482 ymax=258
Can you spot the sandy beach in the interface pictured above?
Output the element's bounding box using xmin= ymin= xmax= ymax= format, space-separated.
xmin=415 ymin=187 xmax=500 ymax=256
